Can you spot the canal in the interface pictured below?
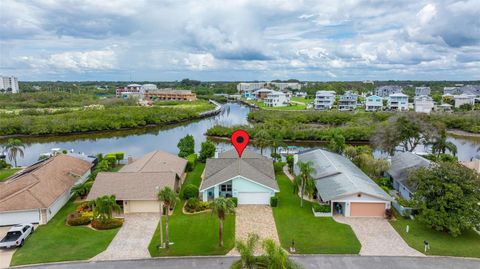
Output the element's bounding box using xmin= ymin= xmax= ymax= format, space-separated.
xmin=1 ymin=103 xmax=479 ymax=166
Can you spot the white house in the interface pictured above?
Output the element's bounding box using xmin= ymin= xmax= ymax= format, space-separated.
xmin=0 ymin=155 xmax=94 ymax=226
xmin=0 ymin=75 xmax=19 ymax=94
xmin=365 ymin=95 xmax=383 ymax=111
xmin=338 ymin=91 xmax=358 ymax=111
xmin=388 ymin=93 xmax=409 ymax=111
xmin=200 ymin=150 xmax=279 ymax=205
xmin=264 ymin=91 xmax=290 ymax=107
xmin=414 ymin=95 xmax=434 ymax=114
xmin=454 ymin=94 xmax=475 ymax=108
xmin=314 ymin=90 xmax=336 ymax=110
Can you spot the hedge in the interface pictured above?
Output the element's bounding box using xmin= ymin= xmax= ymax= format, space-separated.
xmin=91 ymin=219 xmax=123 ymax=230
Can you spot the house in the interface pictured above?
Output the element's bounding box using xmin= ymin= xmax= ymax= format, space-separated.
xmin=437 ymin=103 xmax=453 ymax=112
xmin=264 ymin=91 xmax=290 ymax=107
xmin=314 ymin=90 xmax=336 ymax=110
xmin=116 ymin=84 xmax=142 ymax=98
xmin=365 ymin=95 xmax=383 ymax=111
xmin=375 ymin=85 xmax=403 ymax=98
xmin=443 ymin=87 xmax=461 ymax=95
xmin=338 ymin=91 xmax=358 ymax=111
xmin=294 ymin=91 xmax=307 ymax=97
xmin=387 ymin=93 xmax=409 ymax=111
xmin=253 ymin=88 xmax=274 ymax=100
xmin=87 ymin=151 xmax=187 ymax=214
xmin=414 ymin=95 xmax=434 ymax=114
xmin=453 ymin=94 xmax=475 ymax=108
xmin=294 ymin=149 xmax=392 ymax=217
xmin=199 ymin=150 xmax=279 ymax=205
xmin=386 ymin=152 xmax=432 ymax=201
xmin=0 ymin=154 xmax=94 ymax=226
xmin=144 ymin=88 xmax=197 ymax=101
xmin=459 ymin=85 xmax=480 ymax=97
xmin=415 ymin=87 xmax=431 ymax=96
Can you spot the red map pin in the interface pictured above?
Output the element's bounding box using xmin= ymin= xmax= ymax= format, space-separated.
xmin=231 ymin=129 xmax=249 ymax=158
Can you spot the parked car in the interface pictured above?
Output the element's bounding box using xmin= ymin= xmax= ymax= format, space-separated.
xmin=0 ymin=224 xmax=34 ymax=248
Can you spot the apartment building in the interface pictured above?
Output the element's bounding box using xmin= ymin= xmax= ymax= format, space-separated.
xmin=365 ymin=95 xmax=383 ymax=111
xmin=387 ymin=93 xmax=409 ymax=111
xmin=116 ymin=84 xmax=143 ymax=98
xmin=144 ymin=88 xmax=197 ymax=101
xmin=338 ymin=91 xmax=358 ymax=111
xmin=0 ymin=75 xmax=20 ymax=93
xmin=314 ymin=91 xmax=336 ymax=110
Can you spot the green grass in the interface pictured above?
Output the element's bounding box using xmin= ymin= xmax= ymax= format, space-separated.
xmin=291 ymin=97 xmax=312 ymax=104
xmin=272 ymin=172 xmax=361 ymax=254
xmin=11 ymin=200 xmax=119 ymax=266
xmin=247 ymin=100 xmax=307 ymax=110
xmin=0 ymin=168 xmax=21 ymax=181
xmin=390 ymin=216 xmax=480 ymax=258
xmin=181 ymin=162 xmax=205 ymax=188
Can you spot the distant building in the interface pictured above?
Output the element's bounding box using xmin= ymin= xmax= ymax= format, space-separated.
xmin=338 ymin=91 xmax=358 ymax=111
xmin=453 ymin=94 xmax=475 ymax=108
xmin=116 ymin=84 xmax=142 ymax=98
xmin=314 ymin=91 xmax=336 ymax=110
xmin=365 ymin=95 xmax=383 ymax=112
xmin=253 ymin=88 xmax=274 ymax=100
xmin=414 ymin=95 xmax=434 ymax=114
xmin=415 ymin=87 xmax=431 ymax=96
xmin=459 ymin=85 xmax=480 ymax=97
xmin=0 ymin=75 xmax=19 ymax=94
xmin=270 ymin=82 xmax=302 ymax=91
xmin=294 ymin=91 xmax=307 ymax=97
xmin=375 ymin=85 xmax=403 ymax=98
xmin=141 ymin=84 xmax=157 ymax=91
xmin=264 ymin=91 xmax=290 ymax=107
xmin=387 ymin=93 xmax=409 ymax=111
xmin=237 ymin=82 xmax=301 ymax=93
xmin=237 ymin=82 xmax=267 ymax=93
xmin=443 ymin=87 xmax=461 ymax=95
xmin=144 ymin=88 xmax=196 ymax=101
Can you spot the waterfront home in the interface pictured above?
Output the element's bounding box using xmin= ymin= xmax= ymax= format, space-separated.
xmin=415 ymin=87 xmax=431 ymax=96
xmin=0 ymin=154 xmax=94 ymax=226
xmin=375 ymin=85 xmax=403 ymax=98
xmin=294 ymin=91 xmax=307 ymax=97
xmin=365 ymin=95 xmax=383 ymax=111
xmin=87 ymin=150 xmax=187 ymax=214
xmin=264 ymin=91 xmax=290 ymax=107
xmin=338 ymin=91 xmax=358 ymax=111
xmin=253 ymin=88 xmax=274 ymax=100
xmin=199 ymin=150 xmax=279 ymax=205
xmin=414 ymin=95 xmax=434 ymax=114
xmin=295 ymin=149 xmax=392 ymax=217
xmin=144 ymin=88 xmax=197 ymax=101
xmin=314 ymin=90 xmax=336 ymax=110
xmin=453 ymin=94 xmax=475 ymax=108
xmin=387 ymin=93 xmax=409 ymax=111
xmin=386 ymin=152 xmax=432 ymax=201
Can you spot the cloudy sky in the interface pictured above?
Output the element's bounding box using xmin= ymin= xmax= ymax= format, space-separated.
xmin=1 ymin=0 xmax=479 ymax=81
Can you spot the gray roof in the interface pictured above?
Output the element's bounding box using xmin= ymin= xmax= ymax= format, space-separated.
xmin=295 ymin=149 xmax=392 ymax=201
xmin=387 ymin=152 xmax=432 ymax=192
xmin=200 ymin=150 xmax=278 ymax=191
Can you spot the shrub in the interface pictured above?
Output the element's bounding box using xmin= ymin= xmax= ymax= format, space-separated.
xmin=0 ymin=160 xmax=12 ymax=169
xmin=185 ymin=198 xmax=200 ymax=212
xmin=197 ymin=201 xmax=210 ymax=211
xmin=82 ymin=211 xmax=94 ymax=218
xmin=182 ymin=184 xmax=199 ymax=200
xmin=273 ymin=162 xmax=285 ymax=173
xmin=270 ymin=196 xmax=278 ymax=207
xmin=114 ymin=152 xmax=125 ymax=162
xmin=76 ymin=202 xmax=91 ymax=213
xmin=376 ymin=177 xmax=392 ymax=189
xmin=91 ymin=218 xmax=123 ymax=230
xmin=104 ymin=154 xmax=117 ymax=167
xmin=67 ymin=213 xmax=92 ymax=226
xmin=385 ymin=208 xmax=393 ymax=220
xmin=230 ymin=197 xmax=238 ymax=207
xmin=312 ymin=203 xmax=331 ymax=213
xmin=186 ymin=154 xmax=197 ymax=171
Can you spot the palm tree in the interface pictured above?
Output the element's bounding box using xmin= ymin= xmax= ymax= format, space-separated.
xmin=70 ymin=181 xmax=93 ymax=199
xmin=157 ymin=186 xmax=177 ymax=249
xmin=4 ymin=139 xmax=25 ymax=167
xmin=230 ymin=233 xmax=259 ymax=269
xmin=269 ymin=133 xmax=285 ymax=161
xmin=260 ymin=239 xmax=302 ymax=269
xmin=254 ymin=130 xmax=271 ymax=156
xmin=297 ymin=161 xmax=315 ymax=208
xmin=429 ymin=129 xmax=457 ymax=156
xmin=90 ymin=195 xmax=121 ymax=224
xmin=211 ymin=197 xmax=235 ymax=247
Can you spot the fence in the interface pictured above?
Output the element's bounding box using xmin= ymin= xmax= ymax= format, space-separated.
xmin=392 ymin=201 xmax=413 ymax=217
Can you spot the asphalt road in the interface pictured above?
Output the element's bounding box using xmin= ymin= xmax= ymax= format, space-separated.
xmin=12 ymin=255 xmax=480 ymax=269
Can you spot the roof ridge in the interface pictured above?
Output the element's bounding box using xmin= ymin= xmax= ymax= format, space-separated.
xmin=241 ymin=159 xmax=274 ymax=179
xmin=318 ymin=149 xmax=360 ymax=190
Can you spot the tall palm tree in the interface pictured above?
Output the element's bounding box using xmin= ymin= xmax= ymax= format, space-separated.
xmin=429 ymin=129 xmax=457 ymax=156
xmin=230 ymin=233 xmax=259 ymax=269
xmin=4 ymin=139 xmax=25 ymax=167
xmin=269 ymin=133 xmax=285 ymax=161
xmin=157 ymin=187 xmax=177 ymax=249
xmin=254 ymin=129 xmax=271 ymax=156
xmin=211 ymin=197 xmax=235 ymax=247
xmin=297 ymin=161 xmax=315 ymax=208
xmin=90 ymin=195 xmax=121 ymax=224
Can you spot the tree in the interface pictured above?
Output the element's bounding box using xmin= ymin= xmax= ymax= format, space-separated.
xmin=230 ymin=233 xmax=259 ymax=269
xmin=458 ymin=103 xmax=473 ymax=111
xmin=211 ymin=197 xmax=235 ymax=247
xmin=90 ymin=195 xmax=121 ymax=224
xmin=269 ymin=132 xmax=285 ymax=161
xmin=327 ymin=131 xmax=345 ymax=154
xmin=297 ymin=161 xmax=316 ymax=208
xmin=4 ymin=138 xmax=25 ymax=167
xmin=429 ymin=129 xmax=457 ymax=156
xmin=286 ymin=155 xmax=294 ymax=173
xmin=259 ymin=239 xmax=302 ymax=269
xmin=254 ymin=129 xmax=271 ymax=156
xmin=177 ymin=134 xmax=195 ymax=158
xmin=157 ymin=186 xmax=177 ymax=249
xmin=408 ymin=162 xmax=480 ymax=236
xmin=198 ymin=140 xmax=216 ymax=162
xmin=71 ymin=181 xmax=93 ymax=199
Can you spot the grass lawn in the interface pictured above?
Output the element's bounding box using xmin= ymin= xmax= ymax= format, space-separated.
xmin=291 ymin=97 xmax=312 ymax=104
xmin=390 ymin=216 xmax=480 ymax=258
xmin=11 ymin=200 xmax=119 ymax=266
xmin=0 ymin=168 xmax=21 ymax=181
xmin=272 ymin=172 xmax=361 ymax=254
xmin=181 ymin=162 xmax=205 ymax=189
xmin=248 ymin=100 xmax=307 ymax=110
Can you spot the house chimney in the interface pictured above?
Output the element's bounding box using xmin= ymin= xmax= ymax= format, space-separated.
xmin=127 ymin=155 xmax=133 ymax=164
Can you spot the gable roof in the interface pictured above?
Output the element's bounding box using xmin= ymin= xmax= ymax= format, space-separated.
xmin=119 ymin=150 xmax=187 ymax=178
xmin=200 ymin=150 xmax=278 ymax=191
xmin=0 ymin=155 xmax=93 ymax=212
xmin=295 ymin=149 xmax=392 ymax=202
xmin=387 ymin=152 xmax=432 ymax=192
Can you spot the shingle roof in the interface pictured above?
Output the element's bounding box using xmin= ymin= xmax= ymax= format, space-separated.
xmin=387 ymin=152 xmax=432 ymax=192
xmin=0 ymin=155 xmax=93 ymax=212
xmin=119 ymin=150 xmax=187 ymax=178
xmin=295 ymin=149 xmax=392 ymax=201
xmin=200 ymin=150 xmax=278 ymax=191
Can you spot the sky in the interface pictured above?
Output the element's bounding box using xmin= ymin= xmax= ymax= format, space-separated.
xmin=0 ymin=0 xmax=479 ymax=81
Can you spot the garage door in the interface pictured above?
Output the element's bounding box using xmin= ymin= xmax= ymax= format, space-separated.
xmin=0 ymin=210 xmax=40 ymax=226
xmin=350 ymin=202 xmax=386 ymax=217
xmin=237 ymin=192 xmax=271 ymax=205
xmin=126 ymin=200 xmax=160 ymax=213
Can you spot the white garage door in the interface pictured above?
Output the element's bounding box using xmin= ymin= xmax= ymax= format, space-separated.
xmin=0 ymin=210 xmax=40 ymax=226
xmin=237 ymin=192 xmax=271 ymax=205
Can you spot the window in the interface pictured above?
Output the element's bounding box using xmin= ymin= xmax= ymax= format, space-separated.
xmin=220 ymin=184 xmax=232 ymax=192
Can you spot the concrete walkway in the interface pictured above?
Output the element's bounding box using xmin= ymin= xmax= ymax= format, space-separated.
xmin=335 ymin=217 xmax=423 ymax=256
xmin=92 ymin=213 xmax=159 ymax=261
xmin=228 ymin=205 xmax=280 ymax=255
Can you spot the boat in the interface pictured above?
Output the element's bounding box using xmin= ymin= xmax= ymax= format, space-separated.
xmin=279 ymin=146 xmax=299 ymax=155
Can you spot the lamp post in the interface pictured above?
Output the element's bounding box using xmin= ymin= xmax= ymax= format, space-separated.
xmin=156 ymin=186 xmax=164 ymax=249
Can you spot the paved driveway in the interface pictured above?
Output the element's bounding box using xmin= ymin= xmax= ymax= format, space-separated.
xmin=228 ymin=205 xmax=279 ymax=255
xmin=92 ymin=213 xmax=159 ymax=261
xmin=0 ymin=227 xmax=15 ymax=268
xmin=335 ymin=217 xmax=423 ymax=256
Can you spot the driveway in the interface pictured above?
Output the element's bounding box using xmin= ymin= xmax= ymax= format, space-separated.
xmin=0 ymin=227 xmax=15 ymax=268
xmin=92 ymin=213 xmax=159 ymax=261
xmin=335 ymin=217 xmax=423 ymax=256
xmin=228 ymin=205 xmax=279 ymax=255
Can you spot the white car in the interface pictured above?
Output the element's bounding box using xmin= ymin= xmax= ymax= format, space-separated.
xmin=0 ymin=224 xmax=34 ymax=248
